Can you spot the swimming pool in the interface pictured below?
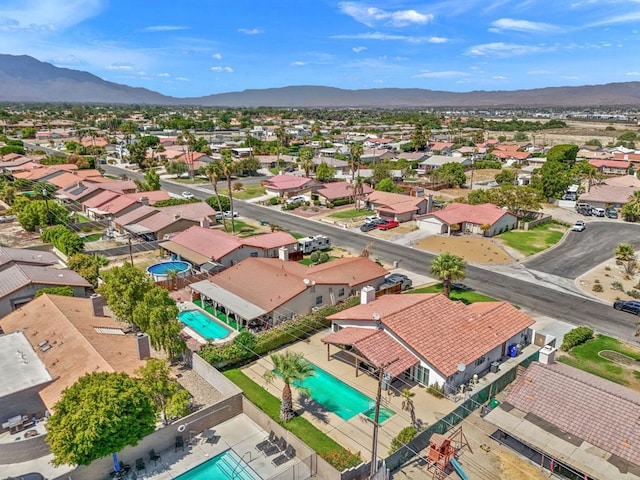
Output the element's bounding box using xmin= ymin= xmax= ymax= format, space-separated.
xmin=175 ymin=449 xmax=261 ymax=480
xmin=293 ymin=364 xmax=395 ymax=422
xmin=178 ymin=310 xmax=232 ymax=340
xmin=146 ymin=260 xmax=191 ymax=281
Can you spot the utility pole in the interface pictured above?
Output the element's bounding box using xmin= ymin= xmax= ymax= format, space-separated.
xmin=42 ymin=188 xmax=50 ymax=225
xmin=369 ymin=359 xmax=397 ymax=478
xmin=127 ymin=235 xmax=134 ymax=266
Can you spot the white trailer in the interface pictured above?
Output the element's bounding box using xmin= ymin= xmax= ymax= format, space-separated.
xmin=297 ymin=235 xmax=331 ymax=254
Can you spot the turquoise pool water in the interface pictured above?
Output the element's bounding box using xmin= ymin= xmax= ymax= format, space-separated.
xmin=147 ymin=260 xmax=191 ymax=275
xmin=175 ymin=449 xmax=261 ymax=480
xmin=293 ymin=364 xmax=395 ymax=422
xmin=178 ymin=310 xmax=232 ymax=340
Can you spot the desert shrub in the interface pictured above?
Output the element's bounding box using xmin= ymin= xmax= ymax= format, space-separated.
xmin=611 ymin=281 xmax=623 ymax=290
xmin=592 ymin=283 xmax=603 ymax=292
xmin=318 ymin=252 xmax=329 ymax=263
xmin=326 ymin=201 xmax=334 ymax=209
xmin=232 ymin=182 xmax=244 ymax=191
xmin=561 ymin=326 xmax=594 ymax=351
xmin=428 ymin=382 xmax=445 ymax=398
xmin=269 ymin=197 xmax=280 ymax=206
xmin=309 ymin=251 xmax=320 ymax=264
xmin=389 ymin=426 xmax=418 ymax=455
xmin=323 ymin=449 xmax=362 ymax=471
xmin=628 ymin=289 xmax=640 ymax=299
xmin=333 ymin=198 xmax=351 ymax=207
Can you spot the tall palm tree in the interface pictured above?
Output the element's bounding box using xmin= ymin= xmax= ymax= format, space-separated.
xmin=430 ymin=253 xmax=467 ymax=298
xmin=204 ymin=162 xmax=225 ymax=227
xmin=264 ymin=351 xmax=315 ymax=421
xmin=348 ymin=142 xmax=364 ymax=183
xmin=298 ymin=148 xmax=314 ymax=177
xmin=400 ymin=388 xmax=417 ymax=428
xmin=220 ymin=151 xmax=237 ymax=234
xmin=615 ymin=243 xmax=637 ymax=275
xmin=621 ymin=191 xmax=640 ymax=222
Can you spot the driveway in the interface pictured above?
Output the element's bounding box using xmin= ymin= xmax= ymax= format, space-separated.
xmin=524 ymin=221 xmax=640 ymax=279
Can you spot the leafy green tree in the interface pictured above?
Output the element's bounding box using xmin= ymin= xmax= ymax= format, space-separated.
xmin=264 ymin=351 xmax=315 ymax=421
xmin=136 ymin=359 xmax=191 ymax=425
xmin=127 ymin=141 xmax=149 ymax=169
xmin=435 ymin=163 xmax=466 ymax=188
xmin=132 ymin=286 xmax=186 ymax=359
xmin=615 ymin=243 xmax=637 ymax=275
xmin=531 ymin=160 xmax=572 ymax=199
xmin=98 ymin=263 xmax=154 ymax=324
xmin=376 ymin=177 xmax=400 ymax=192
xmin=18 ymin=200 xmax=70 ymax=232
xmin=486 ymin=184 xmax=542 ymax=216
xmin=585 ymin=139 xmax=602 ymax=147
xmin=46 ymin=372 xmax=156 ymax=466
xmin=411 ymin=124 xmax=428 ymax=151
xmin=166 ymin=161 xmax=188 ymax=177
xmin=494 ymin=168 xmax=517 ymax=185
xmin=136 ymin=168 xmax=161 ymax=191
xmin=621 ymin=191 xmax=640 ymax=222
xmin=430 ymin=253 xmax=467 ymax=298
xmin=68 ymin=253 xmax=108 ymax=288
xmin=41 ymin=225 xmax=84 ymax=256
xmin=139 ymin=135 xmax=160 ymax=148
xmin=513 ymin=132 xmax=528 ymax=142
xmin=546 ymin=144 xmax=579 ymax=166
xmin=316 ymin=162 xmax=335 ymax=182
xmin=35 ymin=286 xmax=75 ymax=298
xmin=205 ymin=194 xmax=231 ymax=212
xmin=465 ymin=189 xmax=489 ymax=205
xmin=237 ymin=156 xmax=261 ymax=176
xmin=389 ymin=426 xmax=417 ymax=455
xmin=21 ymin=127 xmax=36 ymax=138
xmin=372 ymin=162 xmax=393 ymax=184
xmin=0 ymin=184 xmax=16 ymax=205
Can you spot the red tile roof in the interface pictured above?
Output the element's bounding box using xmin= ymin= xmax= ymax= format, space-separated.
xmin=366 ymin=190 xmax=425 ymax=215
xmin=240 ymin=231 xmax=298 ymax=250
xmin=266 ymin=174 xmax=315 ymax=191
xmin=82 ymin=190 xmax=120 ymax=208
xmin=588 ymin=159 xmax=630 ymax=169
xmin=328 ymin=294 xmax=534 ymax=377
xmin=317 ymin=181 xmax=373 ymax=200
xmin=505 ymin=361 xmax=640 ymax=468
xmin=425 ymin=202 xmax=512 ymax=226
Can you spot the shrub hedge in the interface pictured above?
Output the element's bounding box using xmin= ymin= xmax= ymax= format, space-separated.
xmin=560 ymin=326 xmax=594 ymax=351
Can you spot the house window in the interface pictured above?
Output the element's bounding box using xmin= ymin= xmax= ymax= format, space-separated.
xmin=475 ymin=355 xmax=485 ymax=366
xmin=315 ymin=296 xmax=323 ymax=305
xmin=413 ymin=365 xmax=429 ymax=386
xmin=250 ymin=252 xmax=258 ymax=257
xmin=338 ymin=288 xmax=345 ymax=297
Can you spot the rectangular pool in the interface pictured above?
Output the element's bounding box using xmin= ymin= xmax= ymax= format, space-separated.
xmin=178 ymin=309 xmax=232 ymax=340
xmin=293 ymin=364 xmax=395 ymax=422
xmin=174 ymin=449 xmax=260 ymax=480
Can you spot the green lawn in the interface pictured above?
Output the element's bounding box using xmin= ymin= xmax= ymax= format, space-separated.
xmin=327 ymin=209 xmax=369 ymax=220
xmin=219 ymin=185 xmax=266 ymax=200
xmin=82 ymin=233 xmax=103 ymax=242
xmin=558 ymin=334 xmax=640 ymax=386
xmin=170 ymin=176 xmax=209 ymax=184
xmin=75 ymin=213 xmax=91 ymax=223
xmin=497 ymin=221 xmax=566 ymax=256
xmin=224 ymin=369 xmax=362 ymax=470
xmin=409 ymin=283 xmax=498 ymax=304
xmin=217 ymin=220 xmax=256 ymax=236
xmin=298 ymin=255 xmax=337 ymax=266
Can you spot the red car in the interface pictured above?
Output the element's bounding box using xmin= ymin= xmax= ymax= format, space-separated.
xmin=377 ymin=219 xmax=399 ymax=230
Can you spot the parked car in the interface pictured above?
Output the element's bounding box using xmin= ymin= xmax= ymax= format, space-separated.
xmin=592 ymin=207 xmax=606 ymax=217
xmin=285 ymin=195 xmax=306 ymax=205
xmin=381 ymin=273 xmax=413 ymax=291
xmin=360 ymin=222 xmax=377 ymax=232
xmin=572 ymin=221 xmax=586 ymax=232
xmin=452 ymin=282 xmax=472 ymax=291
xmin=364 ymin=215 xmax=380 ymax=224
xmin=606 ymin=208 xmax=618 ymax=219
xmin=613 ymin=300 xmax=640 ymax=315
xmin=215 ymin=211 xmax=239 ymax=220
xmin=0 ymin=215 xmax=16 ymax=223
xmin=579 ymin=208 xmax=592 ymax=216
xmin=181 ymin=191 xmax=194 ymax=199
xmin=377 ymin=219 xmax=399 ymax=230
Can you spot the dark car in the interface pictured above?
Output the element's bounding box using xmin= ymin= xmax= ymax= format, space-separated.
xmin=377 ymin=219 xmax=399 ymax=230
xmin=360 ymin=223 xmax=376 ymax=232
xmin=606 ymin=208 xmax=618 ymax=219
xmin=613 ymin=300 xmax=640 ymax=315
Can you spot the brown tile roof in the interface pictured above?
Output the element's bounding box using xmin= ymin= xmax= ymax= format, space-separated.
xmin=124 ymin=190 xmax=171 ymax=204
xmin=90 ymin=195 xmax=137 ymax=215
xmin=366 ymin=190 xmax=425 ymax=214
xmin=115 ymin=205 xmax=158 ymax=225
xmin=0 ymin=294 xmax=146 ymax=410
xmin=167 ymin=226 xmax=243 ymax=260
xmin=328 ymin=294 xmax=534 ymax=376
xmin=424 ymin=202 xmax=512 ymax=226
xmin=82 ymin=190 xmax=120 ymax=208
xmin=240 ymin=231 xmax=298 ymax=250
xmin=266 ymin=174 xmax=316 ymax=191
xmin=156 ymin=202 xmax=216 ymax=221
xmin=505 ymin=361 xmax=640 ymax=468
xmin=317 ymin=181 xmax=374 ymax=200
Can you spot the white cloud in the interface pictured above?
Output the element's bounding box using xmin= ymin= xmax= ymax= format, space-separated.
xmin=0 ymin=0 xmax=104 ymax=31
xmin=338 ymin=2 xmax=433 ymax=27
xmin=238 ymin=28 xmax=263 ymax=35
xmin=107 ymin=64 xmax=134 ymax=71
xmin=466 ymin=42 xmax=544 ymax=57
xmin=352 ymin=46 xmax=367 ymax=53
xmin=415 ymin=70 xmax=470 ymax=78
xmin=332 ymin=32 xmax=439 ymax=43
xmin=157 ymin=73 xmax=170 ymax=77
xmin=210 ymin=66 xmax=233 ymax=73
xmin=144 ymin=25 xmax=188 ymax=32
xmin=588 ymin=11 xmax=640 ymax=27
xmin=290 ymin=61 xmax=307 ymax=66
xmin=492 ymin=75 xmax=507 ymax=80
xmin=175 ymin=77 xmax=190 ymax=82
xmin=428 ymin=36 xmax=448 ymax=43
xmin=212 ymin=53 xmax=223 ymax=60
xmin=489 ymin=18 xmax=560 ymax=33
xmin=626 ymin=71 xmax=640 ymax=76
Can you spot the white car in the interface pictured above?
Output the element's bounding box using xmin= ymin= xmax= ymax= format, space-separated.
xmin=181 ymin=191 xmax=194 ymax=199
xmin=572 ymin=221 xmax=586 ymax=232
xmin=215 ymin=211 xmax=239 ymax=220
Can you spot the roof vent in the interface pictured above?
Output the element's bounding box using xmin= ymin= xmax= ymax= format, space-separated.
xmin=94 ymin=327 xmax=125 ymax=335
xmin=38 ymin=341 xmax=52 ymax=352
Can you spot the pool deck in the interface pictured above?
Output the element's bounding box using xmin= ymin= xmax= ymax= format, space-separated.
xmin=141 ymin=414 xmax=310 ymax=480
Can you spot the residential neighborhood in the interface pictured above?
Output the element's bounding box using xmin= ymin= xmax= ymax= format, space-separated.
xmin=1 ymin=105 xmax=640 ymax=480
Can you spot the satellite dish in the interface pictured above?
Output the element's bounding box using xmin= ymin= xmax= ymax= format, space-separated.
xmin=457 ymin=363 xmax=466 ymax=372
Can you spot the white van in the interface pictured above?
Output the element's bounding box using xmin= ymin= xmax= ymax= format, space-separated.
xmin=592 ymin=207 xmax=606 ymax=217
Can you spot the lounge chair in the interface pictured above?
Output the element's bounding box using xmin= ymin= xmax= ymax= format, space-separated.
xmin=118 ymin=461 xmax=131 ymax=474
xmin=175 ymin=435 xmax=185 ymax=452
xmin=272 ymin=445 xmax=296 ymax=466
xmin=255 ymin=431 xmax=276 ymax=452
xmin=263 ymin=436 xmax=287 ymax=457
xmin=135 ymin=457 xmax=146 ymax=474
xmin=149 ymin=449 xmax=161 ymax=464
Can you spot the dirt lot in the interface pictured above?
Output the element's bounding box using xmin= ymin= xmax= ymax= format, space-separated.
xmin=577 ymin=258 xmax=640 ymax=303
xmin=0 ymin=222 xmax=44 ymax=248
xmin=414 ymin=235 xmax=513 ymax=264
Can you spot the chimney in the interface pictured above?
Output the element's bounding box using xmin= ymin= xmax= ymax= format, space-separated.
xmin=136 ymin=333 xmax=151 ymax=360
xmin=173 ymin=213 xmax=181 ymax=221
xmin=139 ymin=196 xmax=149 ymax=206
xmin=361 ymin=285 xmax=376 ymax=304
xmin=427 ymin=194 xmax=434 ymax=214
xmin=90 ymin=294 xmax=104 ymax=317
xmin=278 ymin=246 xmax=289 ymax=261
xmin=200 ymin=217 xmax=210 ymax=229
xmin=538 ymin=345 xmax=556 ymax=365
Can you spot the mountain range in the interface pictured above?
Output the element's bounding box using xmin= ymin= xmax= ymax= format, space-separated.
xmin=1 ymin=54 xmax=640 ymax=108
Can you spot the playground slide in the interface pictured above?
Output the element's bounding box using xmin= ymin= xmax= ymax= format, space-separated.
xmin=450 ymin=458 xmax=471 ymax=480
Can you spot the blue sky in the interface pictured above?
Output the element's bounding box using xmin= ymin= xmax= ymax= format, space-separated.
xmin=1 ymin=0 xmax=640 ymax=98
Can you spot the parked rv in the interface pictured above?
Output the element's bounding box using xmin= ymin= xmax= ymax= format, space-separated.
xmin=297 ymin=235 xmax=331 ymax=254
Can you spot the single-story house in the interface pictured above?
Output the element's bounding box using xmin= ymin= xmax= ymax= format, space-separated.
xmin=323 ymin=291 xmax=534 ymax=389
xmin=55 ymin=180 xmax=138 ymax=204
xmin=417 ymin=202 xmax=518 ymax=236
xmin=187 ymin=257 xmax=387 ymax=330
xmin=485 ymin=349 xmax=640 ymax=480
xmin=264 ymin=174 xmax=322 ymax=198
xmin=578 ymin=174 xmax=640 ymax=208
xmin=11 ymin=164 xmax=78 ymax=183
xmin=0 ymin=294 xmax=147 ymax=416
xmin=428 ymin=142 xmax=454 ymax=154
xmin=364 ymin=190 xmax=428 ymax=222
xmin=315 ymin=181 xmax=374 ymax=206
xmin=160 ymin=226 xmax=299 ymax=271
xmin=312 ymin=157 xmax=349 ymax=177
xmin=417 ymin=155 xmax=472 ymax=172
xmin=588 ymin=159 xmax=630 ymax=176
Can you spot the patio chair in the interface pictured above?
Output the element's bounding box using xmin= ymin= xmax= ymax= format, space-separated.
xmin=255 ymin=431 xmax=276 ymax=452
xmin=175 ymin=435 xmax=185 ymax=452
xmin=263 ymin=436 xmax=287 ymax=457
xmin=272 ymin=445 xmax=296 ymax=467
xmin=118 ymin=461 xmax=131 ymax=474
xmin=135 ymin=457 xmax=146 ymax=474
xmin=149 ymin=449 xmax=161 ymax=464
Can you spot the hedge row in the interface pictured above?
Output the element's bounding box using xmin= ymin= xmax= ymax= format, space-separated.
xmin=560 ymin=326 xmax=594 ymax=351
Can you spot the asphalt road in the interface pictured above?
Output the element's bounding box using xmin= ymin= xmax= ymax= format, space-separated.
xmin=103 ymin=164 xmax=640 ymax=342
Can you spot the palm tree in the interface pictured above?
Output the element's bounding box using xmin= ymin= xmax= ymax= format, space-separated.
xmin=348 ymin=142 xmax=364 ymax=183
xmin=204 ymin=162 xmax=225 ymax=226
xmin=430 ymin=252 xmax=467 ymax=298
xmin=400 ymin=388 xmax=417 ymax=428
xmin=220 ymin=151 xmax=237 ymax=234
xmin=178 ymin=130 xmax=197 ymax=180
xmin=615 ymin=243 xmax=637 ymax=275
xmin=264 ymin=351 xmax=315 ymax=421
xmin=299 ymin=148 xmax=314 ymax=177
xmin=621 ymin=191 xmax=640 ymax=222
